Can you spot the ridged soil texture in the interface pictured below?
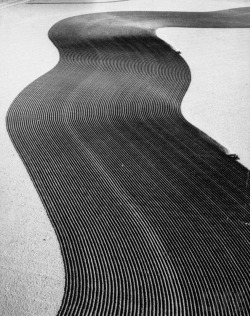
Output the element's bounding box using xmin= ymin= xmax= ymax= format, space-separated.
xmin=6 ymin=9 xmax=250 ymax=316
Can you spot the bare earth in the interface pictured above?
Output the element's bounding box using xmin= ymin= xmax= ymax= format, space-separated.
xmin=0 ymin=0 xmax=250 ymax=315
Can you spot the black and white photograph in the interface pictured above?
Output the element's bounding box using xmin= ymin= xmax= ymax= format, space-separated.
xmin=0 ymin=0 xmax=250 ymax=315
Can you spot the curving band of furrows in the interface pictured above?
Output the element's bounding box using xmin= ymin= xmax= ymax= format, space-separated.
xmin=6 ymin=9 xmax=250 ymax=316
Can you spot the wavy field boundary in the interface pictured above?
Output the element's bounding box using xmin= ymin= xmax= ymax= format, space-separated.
xmin=6 ymin=8 xmax=250 ymax=315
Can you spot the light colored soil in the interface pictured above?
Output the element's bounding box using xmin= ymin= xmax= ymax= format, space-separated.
xmin=157 ymin=27 xmax=250 ymax=169
xmin=0 ymin=2 xmax=130 ymax=315
xmin=0 ymin=10 xmax=65 ymax=314
xmin=1 ymin=0 xmax=249 ymax=315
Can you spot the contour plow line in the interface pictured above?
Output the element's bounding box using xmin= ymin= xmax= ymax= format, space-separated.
xmin=6 ymin=8 xmax=250 ymax=316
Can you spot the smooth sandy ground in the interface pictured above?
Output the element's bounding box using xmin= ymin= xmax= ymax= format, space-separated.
xmin=157 ymin=27 xmax=250 ymax=169
xmin=0 ymin=0 xmax=250 ymax=315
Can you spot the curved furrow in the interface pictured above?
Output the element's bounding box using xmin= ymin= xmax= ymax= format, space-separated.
xmin=71 ymin=106 xmax=250 ymax=314
xmin=9 ymin=78 xmax=184 ymax=314
xmin=62 ymin=41 xmax=247 ymax=185
xmin=6 ymin=9 xmax=250 ymax=316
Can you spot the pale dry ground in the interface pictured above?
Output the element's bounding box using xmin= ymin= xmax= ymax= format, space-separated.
xmin=1 ymin=0 xmax=250 ymax=315
xmin=0 ymin=8 xmax=64 ymax=316
xmin=0 ymin=3 xmax=131 ymax=315
xmin=157 ymin=28 xmax=250 ymax=169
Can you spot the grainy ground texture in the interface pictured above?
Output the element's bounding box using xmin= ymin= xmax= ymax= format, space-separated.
xmin=157 ymin=27 xmax=250 ymax=168
xmin=1 ymin=1 xmax=250 ymax=315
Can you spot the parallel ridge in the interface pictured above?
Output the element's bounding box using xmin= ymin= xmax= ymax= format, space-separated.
xmin=6 ymin=9 xmax=250 ymax=316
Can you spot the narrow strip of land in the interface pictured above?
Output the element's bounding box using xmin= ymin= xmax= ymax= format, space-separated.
xmin=6 ymin=8 xmax=250 ymax=315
